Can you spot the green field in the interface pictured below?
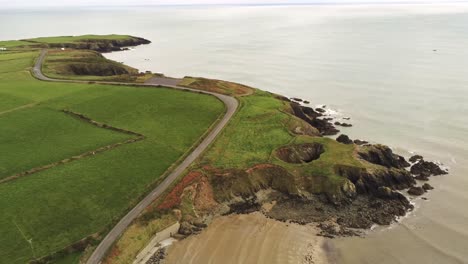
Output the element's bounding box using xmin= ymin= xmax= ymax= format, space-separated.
xmin=0 ymin=45 xmax=223 ymax=263
xmin=0 ymin=107 xmax=133 ymax=180
xmin=24 ymin=34 xmax=137 ymax=44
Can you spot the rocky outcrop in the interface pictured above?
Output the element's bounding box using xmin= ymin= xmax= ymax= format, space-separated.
xmin=336 ymin=165 xmax=416 ymax=195
xmin=422 ymin=183 xmax=434 ymax=191
xmin=409 ymin=154 xmax=423 ymax=163
xmin=266 ymin=193 xmax=412 ymax=236
xmin=178 ymin=221 xmax=205 ymax=236
xmin=334 ymin=122 xmax=352 ymax=127
xmin=276 ymin=143 xmax=325 ymax=164
xmin=353 ymin=139 xmax=369 ymax=146
xmin=145 ymin=248 xmax=166 ymax=264
xmin=408 ymin=186 xmax=425 ymax=196
xmin=336 ymin=134 xmax=353 ymax=144
xmin=410 ymin=160 xmax=447 ymax=177
xmin=358 ymin=144 xmax=410 ymax=169
xmin=289 ymin=103 xmax=339 ymax=135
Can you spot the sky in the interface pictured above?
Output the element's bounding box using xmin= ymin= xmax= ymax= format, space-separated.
xmin=0 ymin=0 xmax=465 ymax=8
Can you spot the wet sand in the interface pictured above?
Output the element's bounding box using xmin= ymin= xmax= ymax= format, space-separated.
xmin=165 ymin=212 xmax=327 ymax=264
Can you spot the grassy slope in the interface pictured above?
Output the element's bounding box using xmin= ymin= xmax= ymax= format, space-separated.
xmin=0 ymin=107 xmax=133 ymax=180
xmin=0 ymin=49 xmax=223 ymax=263
xmin=42 ymin=49 xmax=142 ymax=82
xmin=199 ymin=89 xmax=361 ymax=199
xmin=0 ymin=34 xmax=142 ymax=50
xmin=25 ymin=34 xmax=135 ymax=44
xmin=202 ymin=90 xmax=293 ymax=168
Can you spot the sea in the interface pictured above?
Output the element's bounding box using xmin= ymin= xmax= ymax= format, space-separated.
xmin=1 ymin=3 xmax=468 ymax=263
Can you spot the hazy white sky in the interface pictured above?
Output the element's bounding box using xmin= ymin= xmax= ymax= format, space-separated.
xmin=0 ymin=0 xmax=464 ymax=8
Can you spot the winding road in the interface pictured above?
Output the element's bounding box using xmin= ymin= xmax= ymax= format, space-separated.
xmin=33 ymin=50 xmax=238 ymax=264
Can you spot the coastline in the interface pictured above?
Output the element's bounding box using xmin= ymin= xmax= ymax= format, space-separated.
xmin=103 ymin=47 xmax=449 ymax=264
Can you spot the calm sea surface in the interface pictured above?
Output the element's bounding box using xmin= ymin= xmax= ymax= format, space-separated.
xmin=2 ymin=4 xmax=468 ymax=263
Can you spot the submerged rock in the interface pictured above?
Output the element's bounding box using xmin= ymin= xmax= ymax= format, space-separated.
xmin=334 ymin=122 xmax=353 ymax=127
xmin=422 ymin=183 xmax=434 ymax=191
xmin=408 ymin=186 xmax=425 ymax=196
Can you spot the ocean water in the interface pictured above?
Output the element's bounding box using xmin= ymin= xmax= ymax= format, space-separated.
xmin=2 ymin=4 xmax=468 ymax=263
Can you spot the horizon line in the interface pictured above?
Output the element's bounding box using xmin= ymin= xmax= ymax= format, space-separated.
xmin=2 ymin=1 xmax=468 ymax=10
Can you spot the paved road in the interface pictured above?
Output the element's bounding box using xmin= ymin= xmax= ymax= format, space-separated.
xmin=33 ymin=50 xmax=238 ymax=264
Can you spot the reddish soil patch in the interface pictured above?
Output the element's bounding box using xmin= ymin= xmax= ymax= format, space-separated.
xmin=193 ymin=177 xmax=219 ymax=212
xmin=158 ymin=171 xmax=203 ymax=210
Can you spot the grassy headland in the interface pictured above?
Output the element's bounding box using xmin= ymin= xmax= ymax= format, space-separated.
xmin=104 ymin=75 xmax=442 ymax=262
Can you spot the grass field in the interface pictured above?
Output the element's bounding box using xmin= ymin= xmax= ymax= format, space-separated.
xmin=0 ymin=45 xmax=223 ymax=263
xmin=0 ymin=107 xmax=133 ymax=180
xmin=24 ymin=34 xmax=136 ymax=44
xmin=202 ymin=90 xmax=293 ymax=168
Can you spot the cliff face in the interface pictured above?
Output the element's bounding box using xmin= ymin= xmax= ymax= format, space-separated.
xmin=49 ymin=37 xmax=150 ymax=52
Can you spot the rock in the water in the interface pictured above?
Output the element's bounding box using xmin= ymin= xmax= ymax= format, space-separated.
xmin=422 ymin=183 xmax=434 ymax=191
xmin=334 ymin=122 xmax=353 ymax=127
xmin=315 ymin=108 xmax=326 ymax=113
xmin=303 ymin=100 xmax=310 ymax=104
xmin=336 ymin=134 xmax=353 ymax=145
xmin=292 ymin=97 xmax=303 ymax=102
xmin=409 ymin=154 xmax=423 ymax=163
xmin=410 ymin=160 xmax=448 ymax=177
xmin=354 ymin=139 xmax=369 ymax=146
xmin=408 ymin=186 xmax=425 ymax=196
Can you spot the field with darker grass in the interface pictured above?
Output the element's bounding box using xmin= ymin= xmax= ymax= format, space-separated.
xmin=42 ymin=49 xmax=154 ymax=82
xmin=0 ymin=41 xmax=223 ymax=263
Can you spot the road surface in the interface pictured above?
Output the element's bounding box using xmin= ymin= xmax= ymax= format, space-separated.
xmin=32 ymin=50 xmax=238 ymax=264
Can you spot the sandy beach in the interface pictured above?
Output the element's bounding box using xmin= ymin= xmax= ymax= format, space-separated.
xmin=164 ymin=212 xmax=327 ymax=264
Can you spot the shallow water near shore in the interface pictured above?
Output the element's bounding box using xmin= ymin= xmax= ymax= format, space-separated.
xmin=2 ymin=3 xmax=468 ymax=263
